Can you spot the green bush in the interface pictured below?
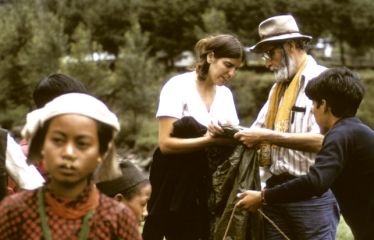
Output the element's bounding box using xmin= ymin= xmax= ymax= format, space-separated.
xmin=355 ymin=69 xmax=374 ymax=128
xmin=337 ymin=216 xmax=353 ymax=240
xmin=228 ymin=70 xmax=274 ymax=126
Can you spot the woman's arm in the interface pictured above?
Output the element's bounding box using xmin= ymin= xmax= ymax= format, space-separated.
xmin=158 ymin=117 xmax=235 ymax=154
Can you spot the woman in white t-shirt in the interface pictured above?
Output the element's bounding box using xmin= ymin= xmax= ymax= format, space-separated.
xmin=143 ymin=34 xmax=245 ymax=240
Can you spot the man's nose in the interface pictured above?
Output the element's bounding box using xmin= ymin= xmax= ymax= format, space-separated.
xmin=264 ymin=58 xmax=272 ymax=68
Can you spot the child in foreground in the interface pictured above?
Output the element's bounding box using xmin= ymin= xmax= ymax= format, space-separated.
xmin=0 ymin=93 xmax=141 ymax=240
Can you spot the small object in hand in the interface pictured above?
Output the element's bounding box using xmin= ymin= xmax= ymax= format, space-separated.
xmin=219 ymin=122 xmax=244 ymax=137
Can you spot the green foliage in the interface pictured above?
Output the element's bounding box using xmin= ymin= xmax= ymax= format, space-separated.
xmin=0 ymin=0 xmax=65 ymax=127
xmin=110 ymin=19 xmax=165 ymax=147
xmin=336 ymin=217 xmax=353 ymax=240
xmin=228 ymin=70 xmax=273 ymax=126
xmin=58 ymin=18 xmax=165 ymax=149
xmin=138 ymin=0 xmax=207 ymax=62
xmin=133 ymin=117 xmax=159 ymax=152
xmin=1 ymin=0 xmax=374 ymax=151
xmin=59 ymin=23 xmax=113 ymax=96
xmin=210 ymin=0 xmax=274 ymax=45
xmin=355 ymin=70 xmax=374 ymax=128
xmin=45 ymin=0 xmax=135 ymax=54
xmin=194 ymin=8 xmax=228 ymax=38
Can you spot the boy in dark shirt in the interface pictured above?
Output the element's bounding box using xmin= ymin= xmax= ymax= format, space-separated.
xmin=235 ymin=67 xmax=374 ymax=240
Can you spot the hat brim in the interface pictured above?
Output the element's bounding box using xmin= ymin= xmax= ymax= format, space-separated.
xmin=249 ymin=33 xmax=312 ymax=53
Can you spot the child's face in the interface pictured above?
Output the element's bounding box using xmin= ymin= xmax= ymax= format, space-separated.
xmin=42 ymin=114 xmax=101 ymax=186
xmin=125 ymin=183 xmax=152 ymax=222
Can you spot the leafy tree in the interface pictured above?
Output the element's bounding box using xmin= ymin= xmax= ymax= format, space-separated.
xmin=1 ymin=0 xmax=374 ymax=151
xmin=138 ymin=0 xmax=207 ymax=66
xmin=194 ymin=8 xmax=229 ymax=38
xmin=58 ymin=23 xmax=113 ymax=97
xmin=108 ymin=18 xmax=165 ymax=148
xmin=209 ymin=0 xmax=274 ymax=46
xmin=0 ymin=0 xmax=65 ymax=127
xmin=44 ymin=0 xmax=136 ymax=54
xmin=278 ymin=0 xmax=374 ymax=65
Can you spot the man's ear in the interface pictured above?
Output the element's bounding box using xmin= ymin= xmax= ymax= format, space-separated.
xmin=207 ymin=52 xmax=215 ymax=64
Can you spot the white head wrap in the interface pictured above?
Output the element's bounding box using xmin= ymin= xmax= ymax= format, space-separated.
xmin=22 ymin=93 xmax=120 ymax=141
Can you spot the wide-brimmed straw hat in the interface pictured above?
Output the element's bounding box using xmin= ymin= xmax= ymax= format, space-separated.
xmin=249 ymin=15 xmax=312 ymax=53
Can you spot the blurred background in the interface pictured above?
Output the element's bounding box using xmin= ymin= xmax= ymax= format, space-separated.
xmin=2 ymin=0 xmax=372 ymax=237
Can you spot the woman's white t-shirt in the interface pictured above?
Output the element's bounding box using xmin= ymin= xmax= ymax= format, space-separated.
xmin=156 ymin=71 xmax=239 ymax=127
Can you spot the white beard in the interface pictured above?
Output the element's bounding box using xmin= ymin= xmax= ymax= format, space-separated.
xmin=273 ymin=54 xmax=298 ymax=83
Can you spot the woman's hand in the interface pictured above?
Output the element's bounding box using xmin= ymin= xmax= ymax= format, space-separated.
xmin=206 ymin=121 xmax=241 ymax=146
xmin=207 ymin=120 xmax=225 ymax=137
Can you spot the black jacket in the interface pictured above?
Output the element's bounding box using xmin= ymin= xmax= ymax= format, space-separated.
xmin=147 ymin=116 xmax=209 ymax=216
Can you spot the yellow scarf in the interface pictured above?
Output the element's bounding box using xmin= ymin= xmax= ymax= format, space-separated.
xmin=260 ymin=58 xmax=308 ymax=166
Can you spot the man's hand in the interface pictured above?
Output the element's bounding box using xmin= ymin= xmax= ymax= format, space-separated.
xmin=234 ymin=127 xmax=273 ymax=148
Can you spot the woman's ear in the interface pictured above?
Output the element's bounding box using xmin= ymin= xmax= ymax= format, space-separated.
xmin=207 ymin=52 xmax=215 ymax=64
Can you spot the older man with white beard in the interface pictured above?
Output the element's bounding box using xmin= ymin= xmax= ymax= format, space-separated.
xmin=234 ymin=15 xmax=340 ymax=239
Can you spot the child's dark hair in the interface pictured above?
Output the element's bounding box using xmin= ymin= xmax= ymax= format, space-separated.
xmin=96 ymin=161 xmax=149 ymax=200
xmin=33 ymin=73 xmax=88 ymax=108
xmin=305 ymin=67 xmax=365 ymax=118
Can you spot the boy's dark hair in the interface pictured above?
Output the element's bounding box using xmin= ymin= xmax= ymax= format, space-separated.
xmin=305 ymin=67 xmax=365 ymax=118
xmin=33 ymin=73 xmax=88 ymax=108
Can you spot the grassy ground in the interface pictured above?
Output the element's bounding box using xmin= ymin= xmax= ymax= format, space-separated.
xmin=337 ymin=217 xmax=353 ymax=240
xmin=140 ymin=215 xmax=353 ymax=239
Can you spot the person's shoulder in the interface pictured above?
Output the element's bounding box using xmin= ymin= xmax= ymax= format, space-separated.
xmin=327 ymin=118 xmax=374 ymax=141
xmin=97 ymin=193 xmax=133 ymax=215
xmin=342 ymin=118 xmax=374 ymax=134
xmin=0 ymin=190 xmax=35 ymax=212
xmin=96 ymin=193 xmax=139 ymax=228
xmin=166 ymin=71 xmax=195 ymax=85
xmin=95 ymin=193 xmax=141 ymax=240
xmin=303 ymin=55 xmax=327 ymax=79
xmin=216 ymin=84 xmax=233 ymax=95
xmin=161 ymin=71 xmax=196 ymax=95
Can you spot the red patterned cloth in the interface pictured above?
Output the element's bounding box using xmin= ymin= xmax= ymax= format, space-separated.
xmin=0 ymin=187 xmax=142 ymax=240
